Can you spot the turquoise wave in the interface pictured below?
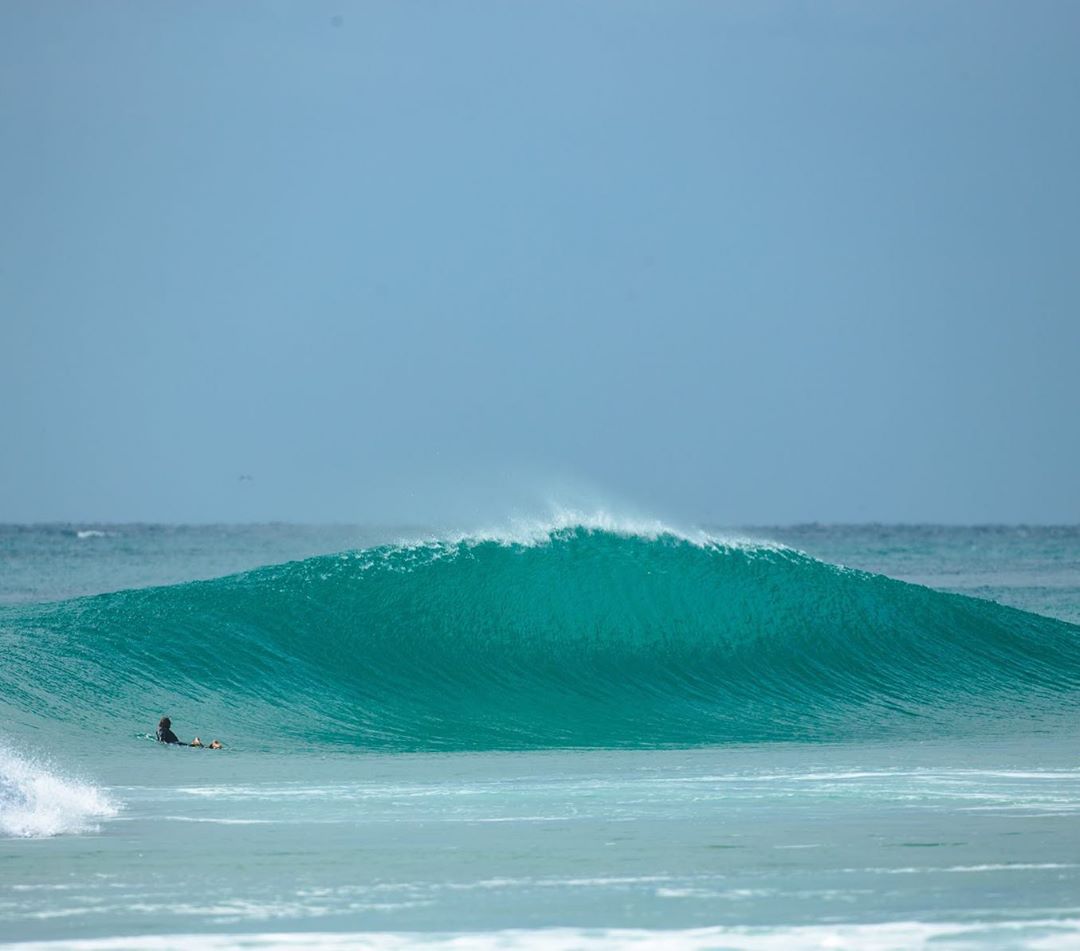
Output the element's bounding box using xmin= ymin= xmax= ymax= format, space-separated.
xmin=2 ymin=525 xmax=1079 ymax=750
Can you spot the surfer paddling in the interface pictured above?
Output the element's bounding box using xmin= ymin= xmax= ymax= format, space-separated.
xmin=155 ymin=716 xmax=182 ymax=744
xmin=155 ymin=717 xmax=223 ymax=749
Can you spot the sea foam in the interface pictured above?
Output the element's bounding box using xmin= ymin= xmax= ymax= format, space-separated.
xmin=7 ymin=921 xmax=1080 ymax=950
xmin=400 ymin=507 xmax=774 ymax=550
xmin=0 ymin=746 xmax=117 ymax=837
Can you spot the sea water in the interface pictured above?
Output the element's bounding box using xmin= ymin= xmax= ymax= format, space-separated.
xmin=2 ymin=520 xmax=1079 ymax=949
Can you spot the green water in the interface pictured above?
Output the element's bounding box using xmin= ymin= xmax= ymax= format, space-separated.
xmin=2 ymin=521 xmax=1080 ymax=948
xmin=3 ymin=528 xmax=1079 ymax=751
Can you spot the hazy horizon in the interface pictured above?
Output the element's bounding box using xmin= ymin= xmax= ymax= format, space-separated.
xmin=4 ymin=516 xmax=1079 ymax=530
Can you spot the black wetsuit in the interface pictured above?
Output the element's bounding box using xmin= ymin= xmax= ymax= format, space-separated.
xmin=156 ymin=726 xmax=181 ymax=744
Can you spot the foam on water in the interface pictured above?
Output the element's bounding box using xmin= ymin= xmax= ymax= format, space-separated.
xmin=8 ymin=920 xmax=1080 ymax=950
xmin=0 ymin=746 xmax=117 ymax=838
xmin=419 ymin=508 xmax=754 ymax=549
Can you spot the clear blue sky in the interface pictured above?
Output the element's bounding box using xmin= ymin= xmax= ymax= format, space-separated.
xmin=2 ymin=1 xmax=1078 ymax=525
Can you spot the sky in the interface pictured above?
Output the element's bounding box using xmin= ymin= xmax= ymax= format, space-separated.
xmin=1 ymin=1 xmax=1078 ymax=526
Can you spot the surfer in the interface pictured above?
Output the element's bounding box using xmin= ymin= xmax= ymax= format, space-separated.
xmin=156 ymin=717 xmax=212 ymax=747
xmin=156 ymin=716 xmax=181 ymax=744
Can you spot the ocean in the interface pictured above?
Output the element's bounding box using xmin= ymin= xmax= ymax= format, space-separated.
xmin=2 ymin=518 xmax=1079 ymax=949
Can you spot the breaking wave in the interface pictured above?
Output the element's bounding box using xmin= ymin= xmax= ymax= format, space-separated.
xmin=0 ymin=746 xmax=117 ymax=837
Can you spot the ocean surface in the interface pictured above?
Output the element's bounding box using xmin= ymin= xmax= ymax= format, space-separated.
xmin=2 ymin=518 xmax=1080 ymax=949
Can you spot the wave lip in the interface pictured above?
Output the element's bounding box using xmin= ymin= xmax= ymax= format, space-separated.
xmin=398 ymin=508 xmax=776 ymax=550
xmin=0 ymin=747 xmax=118 ymax=837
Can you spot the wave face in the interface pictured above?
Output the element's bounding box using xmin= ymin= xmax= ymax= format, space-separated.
xmin=2 ymin=524 xmax=1080 ymax=751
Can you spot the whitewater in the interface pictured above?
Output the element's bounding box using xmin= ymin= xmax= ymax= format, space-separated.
xmin=2 ymin=519 xmax=1080 ymax=949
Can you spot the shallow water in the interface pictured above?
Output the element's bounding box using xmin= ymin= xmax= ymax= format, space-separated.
xmin=7 ymin=741 xmax=1080 ymax=947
